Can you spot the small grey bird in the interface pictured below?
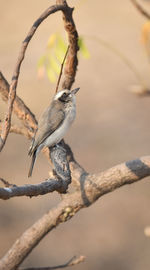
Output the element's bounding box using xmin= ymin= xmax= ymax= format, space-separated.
xmin=28 ymin=87 xmax=80 ymax=177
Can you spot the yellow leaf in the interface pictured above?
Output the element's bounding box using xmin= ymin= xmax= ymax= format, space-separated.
xmin=78 ymin=37 xmax=90 ymax=59
xmin=57 ymin=35 xmax=67 ymax=53
xmin=37 ymin=55 xmax=46 ymax=68
xmin=46 ymin=67 xmax=56 ymax=83
xmin=47 ymin=33 xmax=57 ymax=48
xmin=141 ymin=21 xmax=150 ymax=45
xmin=48 ymin=54 xmax=61 ymax=74
xmin=54 ymin=47 xmax=65 ymax=63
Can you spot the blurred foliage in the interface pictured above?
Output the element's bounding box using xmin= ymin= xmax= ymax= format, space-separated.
xmin=37 ymin=33 xmax=90 ymax=83
xmin=142 ymin=20 xmax=150 ymax=61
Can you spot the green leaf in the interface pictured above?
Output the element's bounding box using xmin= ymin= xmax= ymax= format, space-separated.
xmin=46 ymin=67 xmax=56 ymax=83
xmin=54 ymin=46 xmax=66 ymax=63
xmin=78 ymin=37 xmax=90 ymax=59
xmin=47 ymin=54 xmax=61 ymax=75
xmin=47 ymin=33 xmax=57 ymax=48
xmin=37 ymin=55 xmax=46 ymax=68
xmin=57 ymin=34 xmax=67 ymax=53
xmin=37 ymin=33 xmax=90 ymax=84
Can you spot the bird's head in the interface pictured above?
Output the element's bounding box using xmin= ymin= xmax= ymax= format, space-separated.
xmin=54 ymin=88 xmax=80 ymax=103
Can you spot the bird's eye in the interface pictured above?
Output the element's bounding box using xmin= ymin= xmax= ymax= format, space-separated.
xmin=59 ymin=92 xmax=69 ymax=102
xmin=62 ymin=93 xmax=67 ymax=98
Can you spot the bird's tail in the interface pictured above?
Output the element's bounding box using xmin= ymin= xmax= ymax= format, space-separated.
xmin=28 ymin=150 xmax=36 ymax=178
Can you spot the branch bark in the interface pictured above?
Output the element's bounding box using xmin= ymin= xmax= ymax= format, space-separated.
xmin=20 ymin=255 xmax=85 ymax=270
xmin=0 ymin=155 xmax=150 ymax=269
xmin=0 ymin=123 xmax=31 ymax=139
xmin=1 ymin=1 xmax=149 ymax=270
xmin=0 ymin=178 xmax=67 ymax=200
xmin=0 ymin=72 xmax=37 ymax=134
xmin=0 ymin=3 xmax=72 ymax=152
xmin=0 ymin=0 xmax=79 ymax=151
xmin=57 ymin=0 xmax=79 ymax=89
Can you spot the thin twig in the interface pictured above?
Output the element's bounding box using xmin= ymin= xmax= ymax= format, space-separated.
xmin=55 ymin=45 xmax=70 ymax=93
xmin=0 ymin=178 xmax=16 ymax=188
xmin=0 ymin=4 xmax=67 ymax=152
xmin=85 ymin=34 xmax=147 ymax=89
xmin=130 ymin=0 xmax=150 ymax=20
xmin=19 ymin=255 xmax=85 ymax=270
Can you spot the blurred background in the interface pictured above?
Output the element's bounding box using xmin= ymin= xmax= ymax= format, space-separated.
xmin=1 ymin=0 xmax=150 ymax=269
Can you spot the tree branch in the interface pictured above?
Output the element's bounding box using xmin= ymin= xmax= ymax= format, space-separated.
xmin=0 ymin=0 xmax=79 ymax=153
xmin=0 ymin=123 xmax=31 ymax=139
xmin=0 ymin=71 xmax=37 ymax=133
xmin=0 ymin=178 xmax=68 ymax=200
xmin=55 ymin=45 xmax=70 ymax=93
xmin=0 ymin=155 xmax=150 ymax=269
xmin=56 ymin=0 xmax=79 ymax=89
xmin=0 ymin=178 xmax=16 ymax=188
xmin=0 ymin=4 xmax=69 ymax=152
xmin=130 ymin=0 xmax=150 ymax=19
xmin=20 ymin=255 xmax=85 ymax=270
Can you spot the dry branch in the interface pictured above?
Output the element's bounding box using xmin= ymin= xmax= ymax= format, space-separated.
xmin=55 ymin=45 xmax=70 ymax=93
xmin=0 ymin=143 xmax=72 ymax=199
xmin=1 ymin=1 xmax=149 ymax=270
xmin=0 ymin=0 xmax=80 ymax=269
xmin=0 ymin=4 xmax=70 ymax=152
xmin=130 ymin=0 xmax=150 ymax=19
xmin=0 ymin=178 xmax=67 ymax=200
xmin=0 ymin=155 xmax=150 ymax=269
xmin=0 ymin=0 xmax=79 ymax=152
xmin=56 ymin=0 xmax=79 ymax=89
xmin=0 ymin=178 xmax=16 ymax=188
xmin=0 ymin=72 xmax=37 ymax=133
xmin=20 ymin=255 xmax=85 ymax=270
xmin=0 ymin=123 xmax=31 ymax=139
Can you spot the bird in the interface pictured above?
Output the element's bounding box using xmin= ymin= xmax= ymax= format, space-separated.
xmin=28 ymin=87 xmax=80 ymax=177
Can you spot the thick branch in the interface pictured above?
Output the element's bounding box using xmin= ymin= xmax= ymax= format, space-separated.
xmin=0 ymin=156 xmax=150 ymax=269
xmin=56 ymin=0 xmax=79 ymax=89
xmin=0 ymin=178 xmax=68 ymax=200
xmin=0 ymin=143 xmax=71 ymax=199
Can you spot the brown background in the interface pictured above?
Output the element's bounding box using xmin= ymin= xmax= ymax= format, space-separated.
xmin=1 ymin=0 xmax=150 ymax=269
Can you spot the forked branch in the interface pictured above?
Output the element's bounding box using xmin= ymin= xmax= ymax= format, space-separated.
xmin=0 ymin=155 xmax=150 ymax=269
xmin=1 ymin=1 xmax=150 ymax=270
xmin=0 ymin=0 xmax=79 ymax=152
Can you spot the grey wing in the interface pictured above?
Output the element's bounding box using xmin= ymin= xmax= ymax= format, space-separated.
xmin=28 ymin=102 xmax=65 ymax=155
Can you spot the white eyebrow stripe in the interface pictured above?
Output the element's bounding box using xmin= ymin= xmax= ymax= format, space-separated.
xmin=54 ymin=90 xmax=66 ymax=100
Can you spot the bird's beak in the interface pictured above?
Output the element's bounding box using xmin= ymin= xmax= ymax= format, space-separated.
xmin=71 ymin=87 xmax=80 ymax=95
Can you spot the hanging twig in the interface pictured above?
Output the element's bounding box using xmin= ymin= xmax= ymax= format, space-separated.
xmin=0 ymin=178 xmax=16 ymax=188
xmin=19 ymin=255 xmax=85 ymax=270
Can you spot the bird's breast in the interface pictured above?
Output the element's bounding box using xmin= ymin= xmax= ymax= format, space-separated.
xmin=44 ymin=101 xmax=76 ymax=147
xmin=65 ymin=101 xmax=76 ymax=124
